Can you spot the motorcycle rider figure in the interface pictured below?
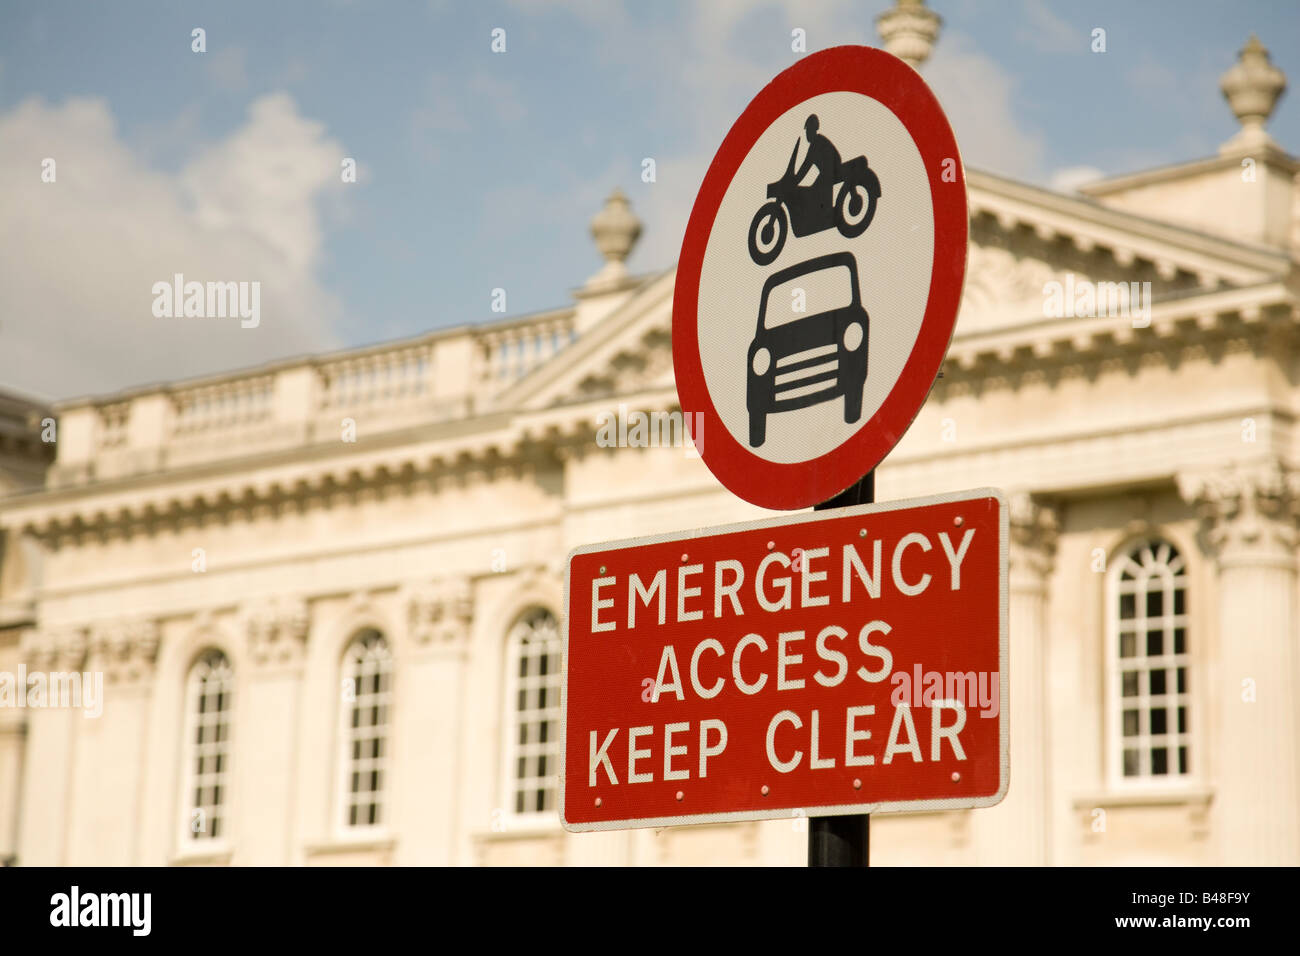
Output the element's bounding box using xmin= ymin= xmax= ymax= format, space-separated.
xmin=791 ymin=114 xmax=841 ymax=226
xmin=746 ymin=111 xmax=881 ymax=265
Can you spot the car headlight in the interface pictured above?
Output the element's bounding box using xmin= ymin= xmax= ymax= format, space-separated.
xmin=843 ymin=322 xmax=864 ymax=352
xmin=752 ymin=347 xmax=771 ymax=376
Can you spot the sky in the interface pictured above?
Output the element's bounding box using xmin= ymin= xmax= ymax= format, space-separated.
xmin=1 ymin=0 xmax=1297 ymax=402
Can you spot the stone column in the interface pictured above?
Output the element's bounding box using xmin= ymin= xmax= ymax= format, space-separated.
xmin=973 ymin=493 xmax=1057 ymax=864
xmin=396 ymin=578 xmax=474 ymax=865
xmin=65 ymin=618 xmax=161 ymax=865
xmin=15 ymin=627 xmax=87 ymax=865
xmin=240 ymin=597 xmax=309 ymax=865
xmin=1179 ymin=461 xmax=1300 ymax=865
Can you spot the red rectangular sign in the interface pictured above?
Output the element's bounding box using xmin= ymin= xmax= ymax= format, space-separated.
xmin=560 ymin=488 xmax=1008 ymax=831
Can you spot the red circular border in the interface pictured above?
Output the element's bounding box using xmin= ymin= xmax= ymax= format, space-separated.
xmin=673 ymin=45 xmax=967 ymax=510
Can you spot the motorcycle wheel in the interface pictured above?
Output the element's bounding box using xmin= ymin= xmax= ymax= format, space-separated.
xmin=835 ymin=180 xmax=878 ymax=238
xmin=747 ymin=201 xmax=788 ymax=266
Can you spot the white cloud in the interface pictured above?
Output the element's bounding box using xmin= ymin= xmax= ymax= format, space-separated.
xmin=0 ymin=94 xmax=348 ymax=401
xmin=490 ymin=2 xmax=1050 ymax=270
xmin=925 ymin=31 xmax=1048 ymax=182
xmin=1014 ymin=0 xmax=1080 ymax=54
xmin=1049 ymin=165 xmax=1104 ymax=193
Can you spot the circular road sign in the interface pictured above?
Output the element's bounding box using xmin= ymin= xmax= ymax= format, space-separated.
xmin=673 ymin=45 xmax=968 ymax=511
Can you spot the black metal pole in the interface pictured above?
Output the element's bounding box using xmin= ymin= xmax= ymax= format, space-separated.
xmin=808 ymin=470 xmax=874 ymax=867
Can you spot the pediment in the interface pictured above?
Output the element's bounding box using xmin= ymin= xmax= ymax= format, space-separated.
xmin=495 ymin=169 xmax=1294 ymax=414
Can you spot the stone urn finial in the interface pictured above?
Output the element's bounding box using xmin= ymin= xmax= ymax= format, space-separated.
xmin=875 ymin=0 xmax=942 ymax=69
xmin=1220 ymin=34 xmax=1287 ymax=151
xmin=586 ymin=188 xmax=642 ymax=290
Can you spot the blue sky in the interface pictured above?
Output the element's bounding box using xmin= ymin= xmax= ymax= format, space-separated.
xmin=1 ymin=0 xmax=1297 ymax=400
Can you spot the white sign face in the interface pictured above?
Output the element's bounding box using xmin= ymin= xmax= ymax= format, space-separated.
xmin=674 ymin=45 xmax=968 ymax=510
xmin=697 ymin=92 xmax=935 ymax=465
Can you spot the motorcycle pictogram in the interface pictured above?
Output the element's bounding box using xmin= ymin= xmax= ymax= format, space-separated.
xmin=747 ymin=114 xmax=882 ymax=266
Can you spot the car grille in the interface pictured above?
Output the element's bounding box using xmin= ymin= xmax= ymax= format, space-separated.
xmin=773 ymin=344 xmax=838 ymax=400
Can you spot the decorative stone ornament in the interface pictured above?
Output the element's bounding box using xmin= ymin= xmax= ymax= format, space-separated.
xmin=246 ymin=596 xmax=310 ymax=666
xmin=875 ymin=0 xmax=942 ymax=69
xmin=1219 ymin=34 xmax=1287 ymax=150
xmin=1178 ymin=460 xmax=1300 ymax=559
xmin=586 ymin=189 xmax=642 ymax=290
xmin=21 ymin=627 xmax=88 ymax=672
xmin=407 ymin=577 xmax=473 ymax=646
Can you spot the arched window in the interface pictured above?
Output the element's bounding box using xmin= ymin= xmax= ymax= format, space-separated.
xmin=181 ymin=649 xmax=234 ymax=843
xmin=339 ymin=629 xmax=393 ymax=829
xmin=1107 ymin=540 xmax=1191 ymax=782
xmin=503 ymin=608 xmax=562 ymax=818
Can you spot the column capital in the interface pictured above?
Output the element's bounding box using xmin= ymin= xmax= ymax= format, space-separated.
xmin=404 ymin=576 xmax=474 ymax=649
xmin=244 ymin=596 xmax=310 ymax=669
xmin=1008 ymin=492 xmax=1059 ymax=587
xmin=1177 ymin=459 xmax=1300 ymax=565
xmin=87 ymin=617 xmax=161 ymax=685
xmin=21 ymin=626 xmax=89 ymax=672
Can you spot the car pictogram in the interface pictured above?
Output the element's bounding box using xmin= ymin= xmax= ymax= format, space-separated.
xmin=746 ymin=251 xmax=869 ymax=448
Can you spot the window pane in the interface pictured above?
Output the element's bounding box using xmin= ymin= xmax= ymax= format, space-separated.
xmin=1150 ymin=669 xmax=1167 ymax=695
xmin=339 ymin=631 xmax=392 ymax=829
xmin=506 ymin=609 xmax=562 ymax=816
xmin=1151 ymin=748 xmax=1168 ymax=775
xmin=1110 ymin=541 xmax=1190 ymax=784
xmin=1150 ymin=708 xmax=1167 ymax=735
xmin=184 ymin=651 xmax=233 ymax=843
xmin=1123 ymin=749 xmax=1140 ymax=776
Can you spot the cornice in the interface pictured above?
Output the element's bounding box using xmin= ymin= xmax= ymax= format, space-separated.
xmin=1078 ymin=145 xmax=1300 ymax=198
xmin=937 ymin=280 xmax=1296 ymax=392
xmin=4 ymin=276 xmax=1295 ymax=541
xmin=969 ymin=169 xmax=1292 ymax=283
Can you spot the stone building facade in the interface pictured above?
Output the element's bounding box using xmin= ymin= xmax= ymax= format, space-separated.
xmin=1 ymin=11 xmax=1298 ymax=865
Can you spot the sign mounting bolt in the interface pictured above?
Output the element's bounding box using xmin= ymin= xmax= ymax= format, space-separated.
xmin=853 ymin=778 xmax=862 ymax=790
xmin=595 ymin=797 xmax=603 ymax=807
xmin=676 ymin=791 xmax=684 ymax=802
xmin=761 ymin=785 xmax=770 ymax=796
xmin=951 ymin=772 xmax=961 ymax=782
xmin=954 ymin=516 xmax=964 ymax=526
